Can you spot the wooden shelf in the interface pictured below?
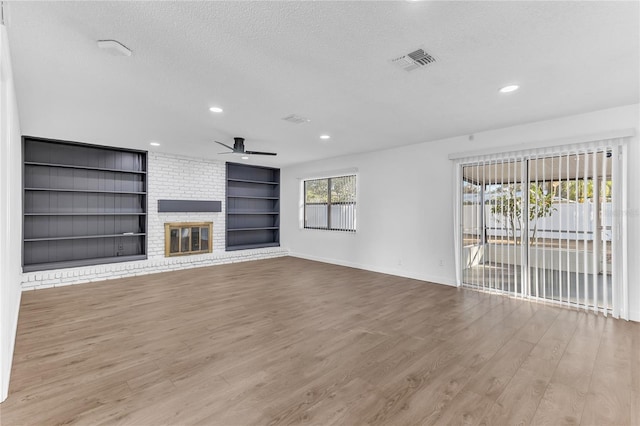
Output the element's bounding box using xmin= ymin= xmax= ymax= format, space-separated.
xmin=25 ymin=212 xmax=146 ymax=216
xmin=225 ymin=242 xmax=280 ymax=251
xmin=227 ymin=178 xmax=279 ymax=185
xmin=25 ymin=188 xmax=146 ymax=195
xmin=227 ymin=195 xmax=279 ymax=200
xmin=25 ymin=233 xmax=145 ymax=242
xmin=227 ymin=211 xmax=279 ymax=215
xmin=227 ymin=227 xmax=279 ymax=232
xmin=22 ymin=254 xmax=147 ymax=273
xmin=24 ymin=161 xmax=146 ymax=174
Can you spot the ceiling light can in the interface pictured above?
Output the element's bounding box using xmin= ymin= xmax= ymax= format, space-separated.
xmin=499 ymin=85 xmax=519 ymax=93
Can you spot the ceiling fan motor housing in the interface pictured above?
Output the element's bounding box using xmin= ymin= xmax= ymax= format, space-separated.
xmin=233 ymin=137 xmax=245 ymax=152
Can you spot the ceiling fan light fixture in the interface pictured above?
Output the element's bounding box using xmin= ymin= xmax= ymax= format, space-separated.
xmin=241 ymin=156 xmax=249 ymax=160
xmin=214 ymin=137 xmax=277 ymax=156
xmin=149 ymin=142 xmax=160 ymax=146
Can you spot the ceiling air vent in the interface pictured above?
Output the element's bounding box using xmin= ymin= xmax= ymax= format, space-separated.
xmin=282 ymin=114 xmax=311 ymax=124
xmin=390 ymin=48 xmax=436 ymax=72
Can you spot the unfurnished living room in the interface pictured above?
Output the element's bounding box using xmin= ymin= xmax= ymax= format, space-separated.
xmin=0 ymin=1 xmax=639 ymax=425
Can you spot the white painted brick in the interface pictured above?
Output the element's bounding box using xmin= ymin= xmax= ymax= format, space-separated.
xmin=20 ymin=151 xmax=287 ymax=291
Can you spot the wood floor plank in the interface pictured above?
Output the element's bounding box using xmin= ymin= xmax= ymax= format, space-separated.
xmin=463 ymin=337 xmax=535 ymax=401
xmin=549 ymin=312 xmax=606 ymax=393
xmin=581 ymin=318 xmax=633 ymax=425
xmin=0 ymin=257 xmax=637 ymax=426
xmin=428 ymin=389 xmax=494 ymax=426
xmin=531 ymin=380 xmax=587 ymax=426
xmin=480 ymin=367 xmax=548 ymax=426
xmin=632 ymin=390 xmax=640 ymax=426
xmin=520 ymin=307 xmax=580 ymax=382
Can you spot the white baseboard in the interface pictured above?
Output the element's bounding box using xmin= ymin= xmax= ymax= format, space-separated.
xmin=288 ymin=252 xmax=457 ymax=288
xmin=288 ymin=253 xmax=640 ymax=323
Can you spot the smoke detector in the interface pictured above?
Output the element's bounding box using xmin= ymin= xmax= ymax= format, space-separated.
xmin=390 ymin=48 xmax=436 ymax=72
xmin=97 ymin=40 xmax=132 ymax=57
xmin=282 ymin=114 xmax=311 ymax=124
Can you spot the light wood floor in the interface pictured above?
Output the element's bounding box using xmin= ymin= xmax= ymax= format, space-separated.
xmin=1 ymin=257 xmax=638 ymax=425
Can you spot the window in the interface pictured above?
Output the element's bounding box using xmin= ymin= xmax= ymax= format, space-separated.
xmin=164 ymin=222 xmax=212 ymax=256
xmin=304 ymin=175 xmax=356 ymax=231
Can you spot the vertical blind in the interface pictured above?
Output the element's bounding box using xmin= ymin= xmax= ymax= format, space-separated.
xmin=453 ymin=138 xmax=628 ymax=319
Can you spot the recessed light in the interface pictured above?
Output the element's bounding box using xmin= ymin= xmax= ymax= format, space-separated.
xmin=209 ymin=106 xmax=223 ymax=113
xmin=320 ymin=135 xmax=331 ymax=140
xmin=499 ymin=85 xmax=519 ymax=93
xmin=241 ymin=156 xmax=249 ymax=160
xmin=149 ymin=142 xmax=160 ymax=146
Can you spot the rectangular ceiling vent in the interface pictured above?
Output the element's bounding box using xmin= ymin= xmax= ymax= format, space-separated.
xmin=390 ymin=48 xmax=436 ymax=72
xmin=282 ymin=114 xmax=311 ymax=124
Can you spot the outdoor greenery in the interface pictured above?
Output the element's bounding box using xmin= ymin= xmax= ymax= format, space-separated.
xmin=557 ymin=180 xmax=612 ymax=202
xmin=305 ymin=176 xmax=356 ymax=204
xmin=305 ymin=179 xmax=328 ymax=203
xmin=490 ymin=183 xmax=555 ymax=244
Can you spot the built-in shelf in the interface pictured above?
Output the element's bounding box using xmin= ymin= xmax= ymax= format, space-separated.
xmin=25 ymin=187 xmax=146 ymax=195
xmin=225 ymin=242 xmax=281 ymax=251
xmin=24 ymin=161 xmax=146 ymax=174
xmin=227 ymin=195 xmax=279 ymax=200
xmin=227 ymin=178 xmax=279 ymax=185
xmin=22 ymin=254 xmax=147 ymax=273
xmin=227 ymin=211 xmax=279 ymax=215
xmin=24 ymin=212 xmax=146 ymax=216
xmin=228 ymin=227 xmax=279 ymax=232
xmin=24 ymin=233 xmax=146 ymax=242
xmin=23 ymin=136 xmax=148 ymax=271
xmin=226 ymin=162 xmax=280 ymax=251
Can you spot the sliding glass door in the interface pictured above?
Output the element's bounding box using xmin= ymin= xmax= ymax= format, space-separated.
xmin=457 ymin=140 xmax=628 ymax=318
xmin=462 ymin=159 xmax=526 ymax=295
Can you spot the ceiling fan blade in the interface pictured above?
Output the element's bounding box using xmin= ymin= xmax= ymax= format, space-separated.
xmin=217 ymin=152 xmax=234 ymax=155
xmin=245 ymin=150 xmax=277 ymax=156
xmin=214 ymin=140 xmax=234 ymax=151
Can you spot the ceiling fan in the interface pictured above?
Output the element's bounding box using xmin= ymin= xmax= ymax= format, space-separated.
xmin=215 ymin=137 xmax=277 ymax=156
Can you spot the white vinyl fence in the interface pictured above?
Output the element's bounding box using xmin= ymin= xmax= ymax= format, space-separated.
xmin=463 ymin=202 xmax=613 ymax=241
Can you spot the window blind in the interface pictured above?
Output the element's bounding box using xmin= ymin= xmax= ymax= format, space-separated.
xmin=453 ymin=138 xmax=628 ymax=319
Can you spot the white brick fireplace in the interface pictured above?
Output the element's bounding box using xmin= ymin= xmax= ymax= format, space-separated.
xmin=21 ymin=152 xmax=287 ymax=290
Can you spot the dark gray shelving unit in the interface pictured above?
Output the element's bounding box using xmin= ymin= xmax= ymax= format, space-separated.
xmin=23 ymin=137 xmax=147 ymax=272
xmin=226 ymin=162 xmax=280 ymax=251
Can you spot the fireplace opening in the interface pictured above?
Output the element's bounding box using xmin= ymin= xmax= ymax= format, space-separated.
xmin=164 ymin=222 xmax=213 ymax=256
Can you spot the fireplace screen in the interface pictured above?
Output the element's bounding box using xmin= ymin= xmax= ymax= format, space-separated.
xmin=164 ymin=222 xmax=213 ymax=256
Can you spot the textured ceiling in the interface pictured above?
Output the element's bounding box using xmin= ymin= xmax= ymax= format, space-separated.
xmin=5 ymin=1 xmax=639 ymax=166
